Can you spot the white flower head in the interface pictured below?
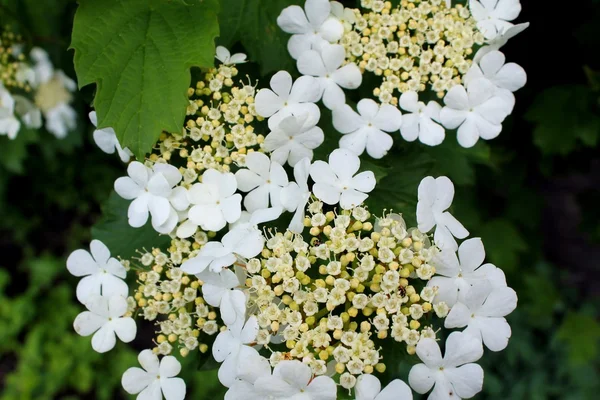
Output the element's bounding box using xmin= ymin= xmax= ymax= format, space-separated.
xmin=280 ymin=157 xmax=311 ymax=233
xmin=73 ymin=294 xmax=136 ymax=353
xmin=469 ymin=0 xmax=522 ymax=40
xmin=114 ymin=161 xmax=189 ymax=234
xmin=263 ymin=113 xmax=324 ymax=167
xmin=66 ymin=239 xmax=128 ymax=304
xmin=416 ymin=176 xmax=468 ymax=251
xmin=277 ymin=0 xmax=344 ymax=59
xmin=297 ymin=43 xmax=362 ymax=110
xmin=122 ymin=349 xmax=186 ymax=400
xmin=310 ymin=148 xmax=376 ymax=209
xmin=409 ymin=332 xmax=484 ymax=400
xmin=355 ymin=374 xmax=413 ymax=400
xmin=0 ymin=86 xmax=21 ymax=139
xmin=215 ymin=46 xmax=247 ymax=65
xmin=235 ymin=151 xmax=288 ymax=212
xmin=255 ymin=70 xmax=321 ymax=129
xmin=399 ymin=92 xmax=445 ymax=146
xmin=428 ymin=237 xmax=507 ymax=306
xmin=445 ymin=281 xmax=517 ymax=351
xmin=89 ymin=111 xmax=133 ymax=162
xmin=253 ymin=360 xmax=337 ymax=399
xmin=333 ymin=98 xmax=402 ymax=159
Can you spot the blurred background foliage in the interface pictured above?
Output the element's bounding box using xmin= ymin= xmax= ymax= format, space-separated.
xmin=0 ymin=0 xmax=599 ymax=399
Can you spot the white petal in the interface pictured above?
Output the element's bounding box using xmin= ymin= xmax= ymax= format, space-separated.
xmin=306 ymin=375 xmax=338 ymax=400
xmin=139 ymin=349 xmax=160 ymax=373
xmin=332 ymin=63 xmax=362 ymax=90
xmin=127 ymin=161 xmax=150 ymax=187
xmin=93 ymin=129 xmax=117 ymax=154
xmin=456 ymin=116 xmax=481 ymax=148
xmin=495 ymin=62 xmax=527 ymax=92
xmin=297 ymin=50 xmax=327 ymax=77
xmin=160 ymin=355 xmax=182 ymax=377
xmin=329 ymin=148 xmax=360 ymax=181
xmin=148 ymin=196 xmax=171 ymax=227
xmin=138 ymin=380 xmax=162 ymax=400
xmin=357 ymin=98 xmax=380 ymax=120
xmin=91 ymin=324 xmax=117 ymax=353
xmin=122 ymin=367 xmax=153 ymax=395
xmin=273 ymin=360 xmax=311 ymax=388
xmin=113 ymin=317 xmax=136 ymax=343
xmin=162 ymin=377 xmax=186 ymax=400
xmin=429 ymin=276 xmax=459 ymax=306
xmin=444 ymin=302 xmax=471 ymax=329
xmin=255 ymin=89 xmax=285 ymax=118
xmin=400 ymin=91 xmax=420 ymax=113
xmin=339 ymin=130 xmax=368 ymax=155
xmin=319 ymin=16 xmax=344 ymax=42
xmin=478 ymin=286 xmax=517 ymax=317
xmin=408 ymin=363 xmax=435 ymax=394
xmin=289 ymin=75 xmax=322 ymax=103
xmin=444 ymin=364 xmax=484 ymax=398
xmin=355 ymin=374 xmax=381 ymax=400
xmin=400 ymin=114 xmax=420 ymax=142
xmin=313 ymin=183 xmax=341 ymax=205
xmin=277 ymin=5 xmax=311 ymax=34
xmin=377 ymin=379 xmax=413 ymax=400
xmin=440 ymin=107 xmax=467 ymax=130
xmin=305 ymin=0 xmax=331 ymax=28
xmin=365 ymin=130 xmax=394 ymax=158
xmin=477 ymin=317 xmax=512 ymax=351
xmin=419 ymin=117 xmax=446 ymax=146
xmin=458 ymin=238 xmax=485 ymax=273
xmin=443 ymin=332 xmax=483 ymax=367
xmin=310 ymin=160 xmax=337 ymax=184
xmin=287 ymin=33 xmax=315 ymax=60
xmin=321 ymin=81 xmax=346 ymax=110
xmin=416 ymin=338 xmax=443 ymax=369
xmin=332 ymin=104 xmax=363 ymax=134
xmin=443 ymin=85 xmax=469 ymax=110
xmin=351 ymin=171 xmax=376 ymax=193
xmin=66 ymin=249 xmax=97 ymax=277
xmin=373 ymin=104 xmax=402 ymax=132
xmin=73 ymin=310 xmax=105 ymax=336
xmin=114 ymin=177 xmax=143 ymax=200
xmin=340 ymin=188 xmax=369 ymax=209
xmin=241 ymin=316 xmax=260 ymax=344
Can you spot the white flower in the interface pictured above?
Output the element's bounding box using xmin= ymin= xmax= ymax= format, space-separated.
xmin=0 ymin=86 xmax=21 ymax=139
xmin=277 ymin=0 xmax=344 ymax=59
xmin=333 ymin=98 xmax=401 ymax=159
xmin=225 ymin=352 xmax=272 ymax=400
xmin=464 ymin=50 xmax=526 ymax=114
xmin=235 ymin=151 xmax=288 ymax=212
xmin=196 ymin=267 xmax=247 ymax=327
xmin=399 ymin=92 xmax=445 ymax=146
xmin=45 ymin=100 xmax=77 ymax=139
xmin=263 ymin=114 xmax=324 ymax=167
xmin=409 ymin=332 xmax=484 ymax=400
xmin=66 ymin=239 xmax=128 ymax=304
xmin=310 ymin=148 xmax=376 ymax=209
xmin=13 ymin=95 xmax=42 ymax=129
xmin=474 ymin=23 xmax=529 ymax=62
xmin=89 ymin=111 xmax=133 ymax=162
xmin=416 ymin=176 xmax=468 ymax=251
xmin=255 ymin=71 xmax=321 ymax=129
xmin=355 ymin=374 xmax=413 ymax=400
xmin=30 ymin=47 xmax=54 ymax=86
xmin=297 ymin=43 xmax=362 ymax=110
xmin=253 ymin=360 xmax=337 ymax=399
xmin=280 ymin=158 xmax=311 ymax=233
xmin=215 ymin=46 xmax=247 ymax=65
xmin=122 ymin=349 xmax=186 ymax=400
xmin=73 ymin=294 xmax=136 ymax=353
xmin=181 ymin=224 xmax=264 ymax=275
xmin=469 ymin=0 xmax=522 ymax=40
xmin=213 ymin=316 xmax=260 ymax=387
xmin=428 ymin=237 xmax=507 ymax=306
xmin=330 ymin=1 xmax=356 ymax=31
xmin=445 ymin=281 xmax=517 ymax=351
xmin=114 ymin=162 xmax=189 ymax=234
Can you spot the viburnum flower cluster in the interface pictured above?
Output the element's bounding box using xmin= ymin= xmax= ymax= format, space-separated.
xmin=67 ymin=1 xmax=525 ymax=397
xmin=0 ymin=28 xmax=77 ymax=140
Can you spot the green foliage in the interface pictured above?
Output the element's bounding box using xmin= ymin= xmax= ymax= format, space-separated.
xmin=557 ymin=312 xmax=600 ymax=366
xmin=70 ymin=0 xmax=220 ymax=159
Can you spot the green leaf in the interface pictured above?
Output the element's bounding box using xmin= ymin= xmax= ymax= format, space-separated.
xmin=91 ymin=191 xmax=172 ymax=259
xmin=557 ymin=312 xmax=600 ymax=366
xmin=218 ymin=0 xmax=302 ymax=75
xmin=425 ymin=140 xmax=491 ymax=186
xmin=71 ymin=0 xmax=220 ymax=159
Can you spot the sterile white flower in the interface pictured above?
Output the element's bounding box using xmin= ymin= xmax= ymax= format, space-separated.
xmin=73 ymin=294 xmax=136 ymax=353
xmin=114 ymin=162 xmax=189 ymax=234
xmin=181 ymin=224 xmax=264 ymax=275
xmin=213 ymin=316 xmax=260 ymax=387
xmin=225 ymin=352 xmax=272 ymax=400
xmin=355 ymin=374 xmax=413 ymax=400
xmin=474 ymin=23 xmax=529 ymax=62
xmin=445 ymin=281 xmax=517 ymax=351
xmin=409 ymin=332 xmax=484 ymax=400
xmin=215 ymin=46 xmax=247 ymax=65
xmin=66 ymin=239 xmax=128 ymax=304
xmin=235 ymin=151 xmax=288 ymax=212
xmin=333 ymin=98 xmax=401 ymax=159
xmin=297 ymin=43 xmax=362 ymax=110
xmin=13 ymin=95 xmax=42 ymax=129
xmin=196 ymin=267 xmax=247 ymax=327
xmin=416 ymin=176 xmax=468 ymax=251
xmin=469 ymin=0 xmax=522 ymax=40
xmin=263 ymin=114 xmax=324 ymax=166
xmin=186 ymin=168 xmax=241 ymax=232
xmin=253 ymin=360 xmax=337 ymax=399
xmin=280 ymin=157 xmax=311 ymax=233
xmin=277 ymin=0 xmax=344 ymax=59
xmin=255 ymin=71 xmax=321 ymax=129
xmin=310 ymin=148 xmax=376 ymax=209
xmin=89 ymin=111 xmax=133 ymax=162
xmin=428 ymin=237 xmax=507 ymax=306
xmin=0 ymin=85 xmax=20 ymax=139
xmin=399 ymin=92 xmax=445 ymax=146
xmin=122 ymin=349 xmax=186 ymax=400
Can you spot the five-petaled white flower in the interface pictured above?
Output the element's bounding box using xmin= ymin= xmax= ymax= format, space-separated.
xmin=0 ymin=85 xmax=21 ymax=139
xmin=440 ymin=79 xmax=509 ymax=148
xmin=66 ymin=239 xmax=128 ymax=304
xmin=215 ymin=46 xmax=247 ymax=65
xmin=469 ymin=0 xmax=522 ymax=40
xmin=310 ymin=148 xmax=376 ymax=209
xmin=114 ymin=161 xmax=189 ymax=234
xmin=399 ymin=92 xmax=445 ymax=146
xmin=197 ymin=267 xmax=247 ymax=327
xmin=428 ymin=237 xmax=507 ymax=306
xmin=89 ymin=111 xmax=133 ymax=162
xmin=333 ymin=98 xmax=402 ymax=159
xmin=297 ymin=43 xmax=362 ymax=110
xmin=254 ymin=360 xmax=337 ymax=399
xmin=73 ymin=294 xmax=136 ymax=353
xmin=277 ymin=0 xmax=344 ymax=59
xmin=445 ymin=281 xmax=517 ymax=351
xmin=122 ymin=349 xmax=186 ymax=400
xmin=187 ymin=168 xmax=241 ymax=232
xmin=355 ymin=374 xmax=413 ymax=400
xmin=409 ymin=332 xmax=484 ymax=400
xmin=263 ymin=114 xmax=324 ymax=167
xmin=235 ymin=151 xmax=288 ymax=212
xmin=280 ymin=157 xmax=312 ymax=234
xmin=255 ymin=70 xmax=321 ymax=129
xmin=416 ymin=176 xmax=469 ymax=251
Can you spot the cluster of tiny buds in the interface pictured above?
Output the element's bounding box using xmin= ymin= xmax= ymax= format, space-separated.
xmin=0 ymin=27 xmax=31 ymax=92
xmin=341 ymin=0 xmax=485 ymax=104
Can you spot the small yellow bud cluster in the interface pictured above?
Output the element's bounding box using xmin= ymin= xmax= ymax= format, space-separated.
xmin=342 ymin=0 xmax=485 ymax=103
xmin=0 ymin=27 xmax=31 ymax=92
